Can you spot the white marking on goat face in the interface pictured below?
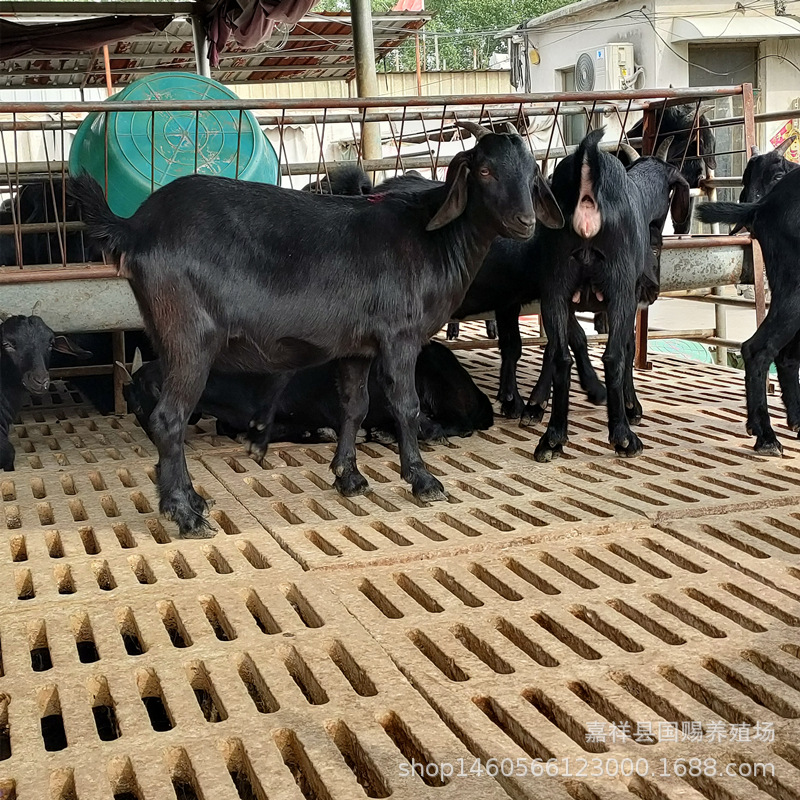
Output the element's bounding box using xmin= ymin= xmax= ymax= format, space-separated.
xmin=572 ymin=160 xmax=602 ymax=239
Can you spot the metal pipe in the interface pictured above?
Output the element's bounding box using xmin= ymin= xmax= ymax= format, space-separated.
xmin=351 ymin=0 xmax=383 ymax=166
xmin=191 ymin=15 xmax=212 ymax=79
xmin=0 ymin=86 xmax=744 ymax=114
xmin=0 ymin=266 xmax=118 ymax=284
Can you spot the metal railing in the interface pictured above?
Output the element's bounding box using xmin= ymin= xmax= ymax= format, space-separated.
xmin=0 ymin=84 xmax=767 ymax=409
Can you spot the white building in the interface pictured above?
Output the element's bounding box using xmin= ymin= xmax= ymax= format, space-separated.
xmin=504 ymin=0 xmax=800 ymax=153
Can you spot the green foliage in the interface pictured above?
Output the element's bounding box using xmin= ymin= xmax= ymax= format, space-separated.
xmin=313 ymin=0 xmax=573 ymax=71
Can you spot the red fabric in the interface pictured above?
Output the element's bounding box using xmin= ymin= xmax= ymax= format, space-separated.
xmin=207 ymin=0 xmax=316 ymax=66
xmin=0 ymin=16 xmax=173 ymax=61
xmin=392 ymin=0 xmax=424 ymax=11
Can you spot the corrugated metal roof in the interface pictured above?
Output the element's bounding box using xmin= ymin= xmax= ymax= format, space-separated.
xmin=0 ymin=10 xmax=429 ymax=88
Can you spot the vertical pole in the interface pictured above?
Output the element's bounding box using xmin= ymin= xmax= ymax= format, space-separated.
xmin=634 ymin=106 xmax=658 ymax=370
xmin=191 ymin=15 xmax=212 ymax=78
xmin=351 ymin=0 xmax=383 ymax=168
xmin=102 ymin=45 xmax=113 ymax=95
xmin=742 ymin=82 xmax=766 ymax=326
xmin=434 ymin=35 xmax=440 ymax=71
xmin=415 ymin=33 xmax=422 ymax=96
xmin=112 ymin=331 xmax=126 ymax=415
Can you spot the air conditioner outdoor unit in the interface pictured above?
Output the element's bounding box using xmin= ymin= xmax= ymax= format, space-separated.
xmin=575 ymin=43 xmax=635 ymax=91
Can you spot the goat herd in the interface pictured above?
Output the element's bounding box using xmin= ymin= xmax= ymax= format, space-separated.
xmin=0 ymin=108 xmax=797 ymax=540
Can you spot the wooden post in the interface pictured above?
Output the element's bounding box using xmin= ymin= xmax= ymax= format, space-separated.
xmin=414 ymin=33 xmax=422 ymax=96
xmin=112 ymin=331 xmax=126 ymax=415
xmin=102 ymin=45 xmax=113 ymax=95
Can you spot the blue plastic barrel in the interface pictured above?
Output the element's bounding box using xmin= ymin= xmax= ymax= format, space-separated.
xmin=69 ymin=73 xmax=279 ymax=217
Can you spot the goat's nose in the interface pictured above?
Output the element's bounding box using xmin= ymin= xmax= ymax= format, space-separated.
xmin=30 ymin=377 xmax=50 ymax=392
xmin=516 ymin=213 xmax=535 ymax=228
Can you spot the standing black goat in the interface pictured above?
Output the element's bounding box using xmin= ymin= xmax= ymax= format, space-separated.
xmin=1 ymin=315 xmax=90 ymax=470
xmin=124 ymin=341 xmax=493 ymax=445
xmin=71 ymin=123 xmax=562 ymax=537
xmin=697 ymin=168 xmax=800 ymax=455
xmin=738 ymin=135 xmax=798 ymax=204
xmin=531 ymin=127 xmax=674 ymax=462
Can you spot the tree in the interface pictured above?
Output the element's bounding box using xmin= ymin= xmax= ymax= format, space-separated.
xmin=312 ymin=0 xmax=572 ymax=71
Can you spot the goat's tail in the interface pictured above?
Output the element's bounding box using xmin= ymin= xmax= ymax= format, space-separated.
xmin=696 ymin=200 xmax=757 ymax=229
xmin=68 ymin=174 xmax=131 ymax=254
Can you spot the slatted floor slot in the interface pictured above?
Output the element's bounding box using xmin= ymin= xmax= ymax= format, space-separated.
xmin=0 ymin=331 xmax=797 ymax=799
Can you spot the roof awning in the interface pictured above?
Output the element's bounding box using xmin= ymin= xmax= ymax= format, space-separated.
xmin=671 ymin=13 xmax=800 ymax=42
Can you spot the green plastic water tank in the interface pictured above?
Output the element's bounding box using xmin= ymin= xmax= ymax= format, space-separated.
xmin=647 ymin=338 xmax=714 ymax=364
xmin=69 ymin=73 xmax=279 ymax=217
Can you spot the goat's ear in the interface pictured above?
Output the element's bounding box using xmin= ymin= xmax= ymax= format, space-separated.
xmin=427 ymin=154 xmax=470 ymax=231
xmin=53 ymin=335 xmax=92 ymax=359
xmin=115 ymin=360 xmax=133 ymax=386
xmin=532 ymin=172 xmax=564 ymax=229
xmin=669 ymin=173 xmax=692 ymax=235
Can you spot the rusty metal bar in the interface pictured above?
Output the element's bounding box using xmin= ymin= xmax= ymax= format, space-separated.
xmin=0 ymin=87 xmax=744 ymax=115
xmin=0 ymin=266 xmax=118 ymax=284
xmin=112 ymin=330 xmax=126 ymax=415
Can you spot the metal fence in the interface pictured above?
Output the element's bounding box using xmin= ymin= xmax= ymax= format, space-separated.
xmin=0 ymin=85 xmax=772 ymax=410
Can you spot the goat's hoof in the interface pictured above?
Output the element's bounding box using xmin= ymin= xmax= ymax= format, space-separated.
xmin=534 ymin=440 xmax=564 ymax=462
xmin=754 ymin=438 xmax=783 ymax=456
xmin=498 ymin=395 xmax=525 ymax=419
xmin=613 ymin=431 xmax=644 ymax=457
xmin=315 ymin=427 xmax=338 ymax=443
xmin=520 ymin=404 xmax=546 ymax=427
xmin=334 ymin=472 xmax=370 ymax=496
xmin=625 ymin=405 xmax=643 ymax=425
xmin=446 ymin=322 xmax=460 ymax=340
xmin=587 ymin=385 xmax=607 ymax=406
xmin=412 ymin=473 xmax=446 ymax=503
xmin=789 ymin=421 xmax=800 ymax=433
xmin=370 ymin=429 xmax=397 ymax=445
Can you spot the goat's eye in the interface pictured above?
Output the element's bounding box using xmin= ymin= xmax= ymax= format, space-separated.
xmin=479 ymin=167 xmax=491 ymax=177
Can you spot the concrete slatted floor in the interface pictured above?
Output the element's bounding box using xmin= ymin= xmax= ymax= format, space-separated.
xmin=1 ymin=324 xmax=799 ymax=800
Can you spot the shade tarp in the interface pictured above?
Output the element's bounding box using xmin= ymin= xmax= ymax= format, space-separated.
xmin=0 ymin=15 xmax=173 ymax=60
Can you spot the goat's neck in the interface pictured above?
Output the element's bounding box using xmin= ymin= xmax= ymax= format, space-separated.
xmin=442 ymin=199 xmax=499 ymax=288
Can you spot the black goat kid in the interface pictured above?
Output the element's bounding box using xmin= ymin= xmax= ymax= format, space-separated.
xmin=1 ymin=315 xmax=90 ymax=470
xmin=125 ymin=342 xmax=493 ymax=445
xmin=71 ymin=125 xmax=562 ymax=537
xmin=697 ymin=168 xmax=800 ymax=455
xmin=532 ymin=128 xmax=654 ymax=462
xmin=738 ymin=135 xmax=799 ymax=204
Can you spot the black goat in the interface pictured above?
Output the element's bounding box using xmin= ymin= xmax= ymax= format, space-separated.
xmin=1 ymin=315 xmax=90 ymax=470
xmin=0 ymin=180 xmax=96 ymax=267
xmin=524 ymin=142 xmax=691 ymax=425
xmin=71 ymin=123 xmax=562 ymax=537
xmin=530 ymin=128 xmax=663 ymax=462
xmin=738 ymin=135 xmax=799 ymax=204
xmin=302 ymin=163 xmax=373 ymax=195
xmin=124 ymin=341 xmax=493 ymax=444
xmin=627 ymin=103 xmax=716 ymax=192
xmin=697 ymin=168 xmax=800 ymax=455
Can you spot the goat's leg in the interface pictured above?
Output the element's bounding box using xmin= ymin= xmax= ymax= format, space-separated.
xmin=0 ymin=434 xmax=14 ymax=471
xmin=496 ymin=304 xmax=525 ymax=418
xmin=742 ymin=303 xmax=799 ymax=454
xmin=776 ymin=331 xmax=800 ymax=433
xmin=485 ymin=319 xmax=498 ymax=339
xmin=379 ymin=340 xmax=446 ymax=501
xmin=534 ymin=301 xmax=571 ymax=461
xmin=149 ymin=353 xmax=218 ymax=538
xmin=522 ymin=340 xmax=555 ymax=426
xmin=623 ymin=331 xmax=643 ymax=424
xmin=244 ymin=372 xmax=295 ymax=463
xmin=603 ymin=292 xmax=643 ymax=457
xmin=569 ymin=313 xmax=606 ymax=406
xmin=331 ymin=357 xmax=372 ymax=496
xmin=446 ymin=322 xmax=460 ymax=340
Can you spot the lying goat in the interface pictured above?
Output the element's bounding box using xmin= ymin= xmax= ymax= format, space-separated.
xmin=302 ymin=163 xmax=373 ymax=195
xmin=1 ymin=314 xmax=90 ymax=470
xmin=71 ymin=123 xmax=562 ymax=537
xmin=698 ymin=168 xmax=800 ymax=455
xmin=124 ymin=341 xmax=493 ymax=444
